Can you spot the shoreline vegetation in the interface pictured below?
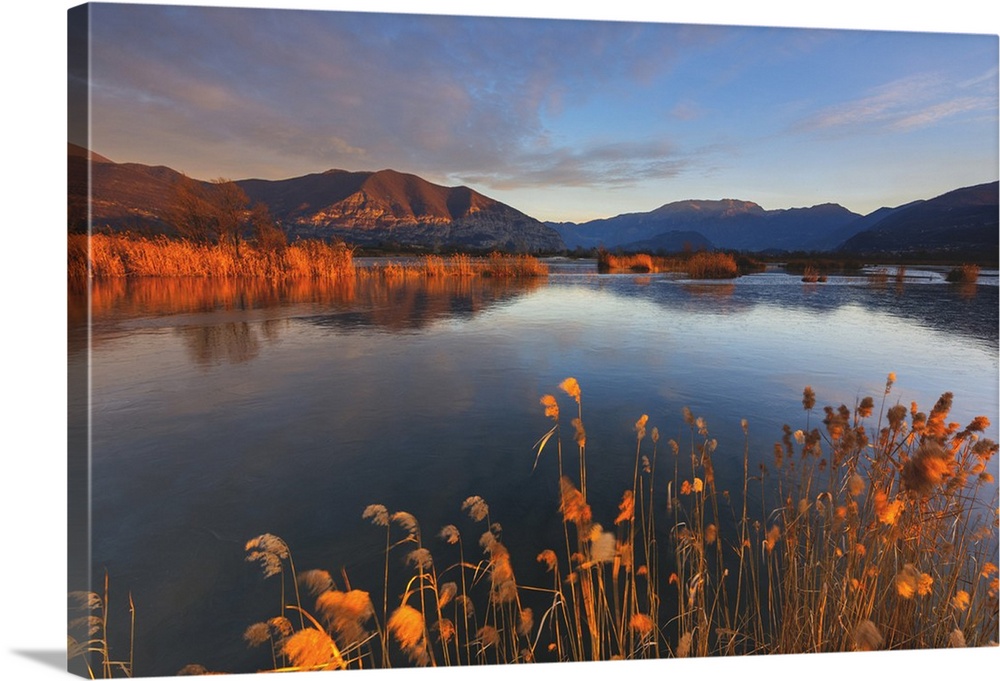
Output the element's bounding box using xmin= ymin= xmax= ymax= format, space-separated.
xmin=947 ymin=264 xmax=982 ymax=284
xmin=70 ymin=376 xmax=999 ymax=676
xmin=594 ymin=249 xmax=767 ymax=278
xmin=68 ymin=234 xmax=991 ymax=284
xmin=68 ymin=233 xmax=548 ymax=281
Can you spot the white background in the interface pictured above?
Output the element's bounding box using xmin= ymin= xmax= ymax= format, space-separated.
xmin=3 ymin=1 xmax=998 ymax=680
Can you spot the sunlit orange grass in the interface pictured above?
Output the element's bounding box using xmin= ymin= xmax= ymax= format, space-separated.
xmin=314 ymin=590 xmax=375 ymax=648
xmin=684 ymin=251 xmax=739 ymax=279
xmin=229 ymin=375 xmax=998 ymax=670
xmin=70 ymin=233 xmax=355 ymax=279
xmin=596 ymin=250 xmax=683 ymax=273
xmin=67 ymin=575 xmax=135 ymax=680
xmin=281 ymin=240 xmax=354 ymax=278
xmin=946 ymin=264 xmax=980 ymax=283
xmin=765 ymin=377 xmax=998 ymax=653
xmin=388 ymin=604 xmax=430 ymax=666
xmin=480 ymin=252 xmax=548 ymax=278
xmin=280 ymin=627 xmax=345 ymax=670
xmin=357 ymin=253 xmax=547 ymax=280
xmin=559 ymin=476 xmax=592 ymax=532
xmin=595 ymin=250 xmax=739 ymax=278
xmin=448 ymin=253 xmax=476 ymax=277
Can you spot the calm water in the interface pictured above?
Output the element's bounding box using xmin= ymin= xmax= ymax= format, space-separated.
xmin=68 ymin=262 xmax=999 ymax=676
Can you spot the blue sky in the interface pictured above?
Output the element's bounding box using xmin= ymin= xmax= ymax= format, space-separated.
xmin=77 ymin=2 xmax=999 ymax=222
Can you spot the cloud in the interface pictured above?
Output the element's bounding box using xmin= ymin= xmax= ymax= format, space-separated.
xmin=460 ymin=139 xmax=692 ymax=190
xmin=793 ymin=71 xmax=995 ymax=136
xmin=957 ymin=65 xmax=999 ymax=89
xmin=85 ymin=5 xmax=689 ymax=185
xmin=670 ymin=99 xmax=705 ymax=121
xmin=891 ymin=96 xmax=996 ymax=131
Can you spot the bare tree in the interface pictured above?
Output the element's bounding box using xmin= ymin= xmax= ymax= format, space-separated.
xmin=250 ymin=201 xmax=286 ymax=252
xmin=170 ymin=174 xmax=216 ymax=243
xmin=169 ymin=175 xmax=251 ymax=257
xmin=211 ymin=178 xmax=250 ymax=258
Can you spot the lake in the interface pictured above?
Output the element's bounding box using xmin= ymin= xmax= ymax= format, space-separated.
xmin=67 ymin=261 xmax=999 ymax=675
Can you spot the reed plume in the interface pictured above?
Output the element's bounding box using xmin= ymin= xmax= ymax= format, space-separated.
xmin=220 ymin=375 xmax=998 ymax=671
xmin=281 ymin=628 xmax=342 ymax=669
xmin=388 ymin=605 xmax=430 ymax=666
xmin=315 ymin=589 xmax=375 ymax=647
xmin=852 ymin=620 xmax=883 ymax=651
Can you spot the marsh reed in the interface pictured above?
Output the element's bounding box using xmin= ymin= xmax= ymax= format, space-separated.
xmin=229 ymin=373 xmax=997 ymax=673
xmin=68 ymin=572 xmax=134 ymax=679
xmin=360 ymin=252 xmax=547 ymax=280
xmin=70 ymin=233 xmax=355 ymax=280
xmin=947 ymin=264 xmax=981 ymax=284
xmin=70 ymin=234 xmax=547 ymax=282
xmin=596 ymin=250 xmax=742 ymax=279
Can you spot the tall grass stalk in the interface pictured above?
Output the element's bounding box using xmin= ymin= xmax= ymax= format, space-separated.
xmin=70 ymin=234 xmax=355 ymax=280
xmin=68 ymin=571 xmax=135 ymax=679
xmin=71 ymin=235 xmax=548 ymax=281
xmin=214 ymin=374 xmax=997 ymax=671
xmin=596 ymin=249 xmax=742 ymax=279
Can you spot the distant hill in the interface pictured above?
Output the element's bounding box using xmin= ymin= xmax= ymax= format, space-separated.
xmin=809 ymin=201 xmax=924 ymax=252
xmin=838 ymin=182 xmax=998 ymax=259
xmin=236 ymin=168 xmax=563 ymax=251
xmin=68 ymin=145 xmax=997 ymax=259
xmin=68 ymin=143 xmax=183 ymax=233
xmin=550 ymin=199 xmax=862 ymax=252
xmin=68 ymin=143 xmax=113 ymax=164
xmin=619 ymin=230 xmax=714 ymax=253
xmin=68 ymin=146 xmax=565 ymax=252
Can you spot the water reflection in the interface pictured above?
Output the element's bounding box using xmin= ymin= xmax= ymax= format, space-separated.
xmin=71 ymin=275 xmax=546 ymax=353
xmin=78 ymin=269 xmax=998 ymax=676
xmin=73 ymin=272 xmax=998 ymax=361
xmin=180 ymin=321 xmax=264 ymax=365
xmin=681 ymin=282 xmax=736 ymax=299
xmin=623 ymin=277 xmax=999 ymax=350
xmin=69 ymin=276 xmax=358 ymax=354
xmin=71 ymin=276 xmax=358 ymax=322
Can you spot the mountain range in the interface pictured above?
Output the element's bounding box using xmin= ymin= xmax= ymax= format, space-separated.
xmin=68 ymin=144 xmax=998 ymax=259
xmin=549 ymin=184 xmax=998 ymax=258
xmin=839 ymin=182 xmax=999 ymax=256
xmin=549 ymin=200 xmax=864 ymax=252
xmin=68 ymin=144 xmax=564 ymax=252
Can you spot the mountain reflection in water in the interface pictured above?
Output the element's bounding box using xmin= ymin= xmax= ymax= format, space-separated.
xmin=72 ymin=268 xmax=997 ymax=354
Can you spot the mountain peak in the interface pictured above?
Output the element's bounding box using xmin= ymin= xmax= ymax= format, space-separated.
xmin=70 ymin=149 xmax=564 ymax=251
xmin=839 ymin=181 xmax=998 ymax=258
xmin=68 ymin=143 xmax=113 ymax=164
xmin=652 ymin=198 xmax=766 ymax=217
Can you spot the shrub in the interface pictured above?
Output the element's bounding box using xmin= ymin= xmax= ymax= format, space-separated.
xmin=946 ymin=264 xmax=980 ymax=284
xmin=685 ymin=251 xmax=739 ymax=279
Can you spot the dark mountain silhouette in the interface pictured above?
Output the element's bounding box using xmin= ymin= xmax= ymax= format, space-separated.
xmin=619 ymin=230 xmax=714 ymax=253
xmin=550 ymin=199 xmax=862 ymax=252
xmin=838 ymin=182 xmax=998 ymax=259
xmin=68 ymin=146 xmax=564 ymax=251
xmin=809 ymin=201 xmax=924 ymax=252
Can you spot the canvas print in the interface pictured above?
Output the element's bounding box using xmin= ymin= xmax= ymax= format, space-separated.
xmin=67 ymin=2 xmax=999 ymax=678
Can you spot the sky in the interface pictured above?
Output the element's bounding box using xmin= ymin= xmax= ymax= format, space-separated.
xmin=70 ymin=1 xmax=999 ymax=223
